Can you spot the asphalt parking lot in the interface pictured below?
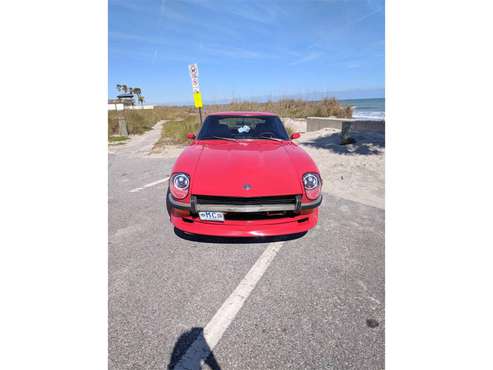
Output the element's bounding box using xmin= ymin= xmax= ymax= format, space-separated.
xmin=109 ymin=134 xmax=385 ymax=369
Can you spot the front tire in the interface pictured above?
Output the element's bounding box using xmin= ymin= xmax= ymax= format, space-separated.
xmin=166 ymin=188 xmax=172 ymax=216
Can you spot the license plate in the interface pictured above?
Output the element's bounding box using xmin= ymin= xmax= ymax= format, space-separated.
xmin=198 ymin=211 xmax=225 ymax=222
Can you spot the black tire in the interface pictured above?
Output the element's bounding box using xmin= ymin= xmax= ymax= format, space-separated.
xmin=166 ymin=187 xmax=172 ymax=216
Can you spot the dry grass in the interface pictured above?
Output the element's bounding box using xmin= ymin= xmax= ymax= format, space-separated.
xmin=108 ymin=135 xmax=129 ymax=142
xmin=109 ymin=98 xmax=350 ymax=146
xmin=205 ymin=98 xmax=352 ymax=119
xmin=108 ymin=106 xmax=193 ymax=138
xmin=153 ymin=115 xmax=200 ymax=150
xmin=153 ymin=109 xmax=298 ymax=148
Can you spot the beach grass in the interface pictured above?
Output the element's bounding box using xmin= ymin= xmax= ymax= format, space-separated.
xmin=205 ymin=98 xmax=352 ymax=119
xmin=108 ymin=135 xmax=129 ymax=142
xmin=153 ymin=115 xmax=200 ymax=150
xmin=107 ymin=106 xmax=194 ymax=138
xmin=110 ymin=98 xmax=350 ymax=145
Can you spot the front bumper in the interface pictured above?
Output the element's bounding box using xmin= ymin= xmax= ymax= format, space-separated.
xmin=168 ymin=192 xmax=322 ymax=212
xmin=170 ymin=209 xmax=318 ymax=237
xmin=167 ymin=193 xmax=322 ymax=237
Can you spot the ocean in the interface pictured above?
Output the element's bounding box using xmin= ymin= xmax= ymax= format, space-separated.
xmin=340 ymin=98 xmax=385 ymax=120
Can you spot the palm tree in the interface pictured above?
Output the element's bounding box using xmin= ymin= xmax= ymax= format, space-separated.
xmin=128 ymin=88 xmax=135 ymax=106
xmin=121 ymin=85 xmax=128 ymax=94
xmin=131 ymin=87 xmax=142 ymax=108
xmin=138 ymin=95 xmax=145 ymax=108
xmin=114 ymin=84 xmax=124 ymax=110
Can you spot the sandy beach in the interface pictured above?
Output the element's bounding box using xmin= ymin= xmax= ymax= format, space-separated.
xmin=296 ymin=127 xmax=385 ymax=209
xmin=111 ymin=120 xmax=385 ymax=210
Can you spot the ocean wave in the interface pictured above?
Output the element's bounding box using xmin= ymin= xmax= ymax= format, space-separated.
xmin=352 ymin=111 xmax=385 ymax=120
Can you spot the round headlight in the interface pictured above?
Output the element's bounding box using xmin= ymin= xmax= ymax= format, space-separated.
xmin=303 ymin=173 xmax=321 ymax=200
xmin=303 ymin=173 xmax=319 ymax=190
xmin=170 ymin=173 xmax=190 ymax=200
xmin=173 ymin=173 xmax=189 ymax=189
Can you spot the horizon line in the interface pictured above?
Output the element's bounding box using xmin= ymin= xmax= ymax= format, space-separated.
xmin=144 ymin=88 xmax=385 ymax=106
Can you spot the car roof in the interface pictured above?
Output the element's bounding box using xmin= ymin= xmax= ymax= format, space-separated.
xmin=207 ymin=111 xmax=278 ymax=117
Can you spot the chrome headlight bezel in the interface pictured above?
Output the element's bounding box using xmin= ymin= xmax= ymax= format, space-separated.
xmin=303 ymin=173 xmax=320 ymax=190
xmin=172 ymin=173 xmax=190 ymax=190
xmin=302 ymin=172 xmax=322 ymax=200
xmin=170 ymin=172 xmax=190 ymax=199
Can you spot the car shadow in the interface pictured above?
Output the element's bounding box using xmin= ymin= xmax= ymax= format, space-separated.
xmin=174 ymin=227 xmax=307 ymax=244
xmin=302 ymin=131 xmax=385 ymax=155
xmin=167 ymin=327 xmax=221 ymax=370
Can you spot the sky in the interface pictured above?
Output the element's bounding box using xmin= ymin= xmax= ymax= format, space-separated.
xmin=109 ymin=0 xmax=385 ymax=105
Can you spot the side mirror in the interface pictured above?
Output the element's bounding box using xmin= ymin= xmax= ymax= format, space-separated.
xmin=290 ymin=132 xmax=301 ymax=140
xmin=186 ymin=133 xmax=196 ymax=140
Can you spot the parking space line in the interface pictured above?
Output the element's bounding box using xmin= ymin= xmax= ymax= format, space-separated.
xmin=173 ymin=241 xmax=284 ymax=370
xmin=129 ymin=177 xmax=169 ymax=193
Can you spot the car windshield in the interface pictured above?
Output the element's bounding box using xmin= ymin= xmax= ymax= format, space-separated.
xmin=197 ymin=115 xmax=289 ymax=141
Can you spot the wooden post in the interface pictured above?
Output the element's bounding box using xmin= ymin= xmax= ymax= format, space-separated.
xmin=198 ymin=107 xmax=203 ymax=126
xmin=340 ymin=121 xmax=354 ymax=145
xmin=118 ymin=113 xmax=128 ymax=137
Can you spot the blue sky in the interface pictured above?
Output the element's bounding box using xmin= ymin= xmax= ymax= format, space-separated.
xmin=109 ymin=0 xmax=384 ymax=104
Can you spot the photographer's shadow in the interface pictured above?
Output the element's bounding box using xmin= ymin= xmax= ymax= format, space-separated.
xmin=167 ymin=327 xmax=221 ymax=370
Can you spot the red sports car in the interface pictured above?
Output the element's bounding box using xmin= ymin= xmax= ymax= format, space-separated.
xmin=166 ymin=112 xmax=322 ymax=237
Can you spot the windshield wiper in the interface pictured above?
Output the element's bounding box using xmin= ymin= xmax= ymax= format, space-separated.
xmin=200 ymin=136 xmax=238 ymax=142
xmin=254 ymin=136 xmax=284 ymax=142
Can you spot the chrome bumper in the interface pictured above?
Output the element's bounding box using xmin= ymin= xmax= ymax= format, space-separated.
xmin=167 ymin=193 xmax=322 ymax=213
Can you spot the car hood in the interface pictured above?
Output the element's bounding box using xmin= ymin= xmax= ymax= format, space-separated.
xmin=187 ymin=141 xmax=307 ymax=197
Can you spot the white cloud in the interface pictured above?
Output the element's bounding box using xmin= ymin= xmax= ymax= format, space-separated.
xmin=181 ymin=0 xmax=285 ymax=24
xmin=200 ymin=45 xmax=275 ymax=60
xmin=289 ymin=52 xmax=323 ymax=66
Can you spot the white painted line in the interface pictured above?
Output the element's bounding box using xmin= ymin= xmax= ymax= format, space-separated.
xmin=129 ymin=176 xmax=169 ymax=193
xmin=173 ymin=241 xmax=284 ymax=370
xmin=143 ymin=177 xmax=170 ymax=188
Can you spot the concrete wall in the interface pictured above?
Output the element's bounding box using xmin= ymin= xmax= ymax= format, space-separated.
xmin=126 ymin=105 xmax=155 ymax=110
xmin=306 ymin=117 xmax=385 ymax=133
xmin=107 ymin=104 xmax=154 ymax=111
xmin=351 ymin=120 xmax=385 ymax=133
xmin=108 ymin=103 xmax=124 ymax=111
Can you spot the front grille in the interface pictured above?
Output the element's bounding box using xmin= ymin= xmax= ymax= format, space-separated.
xmin=191 ymin=194 xmax=301 ymax=215
xmin=195 ymin=194 xmax=298 ymax=206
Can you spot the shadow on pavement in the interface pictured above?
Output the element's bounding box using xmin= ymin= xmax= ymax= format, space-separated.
xmin=303 ymin=131 xmax=385 ymax=155
xmin=174 ymin=227 xmax=307 ymax=244
xmin=167 ymin=327 xmax=221 ymax=370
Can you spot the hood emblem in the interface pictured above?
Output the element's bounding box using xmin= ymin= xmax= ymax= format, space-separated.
xmin=243 ymin=184 xmax=252 ymax=191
